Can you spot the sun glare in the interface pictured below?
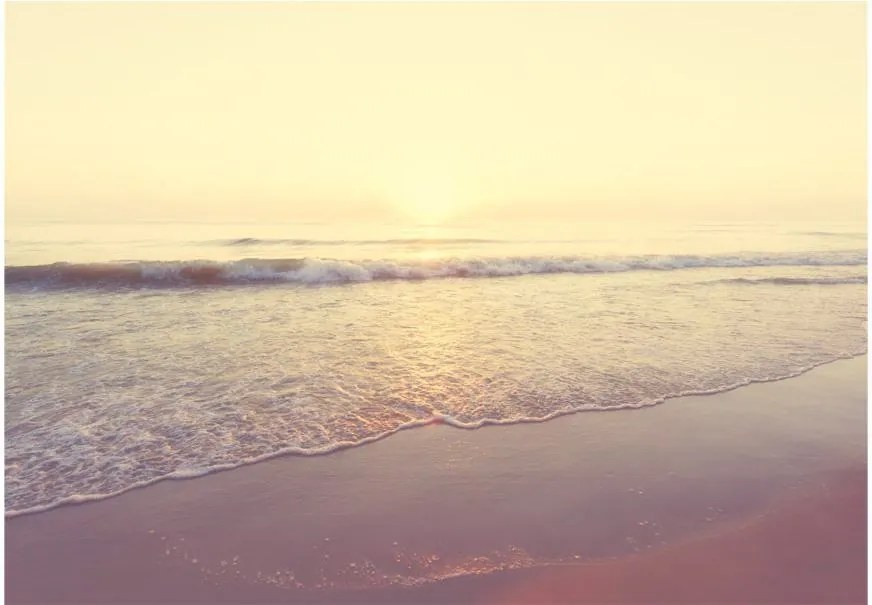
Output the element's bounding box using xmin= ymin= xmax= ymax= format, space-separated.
xmin=389 ymin=174 xmax=463 ymax=225
xmin=405 ymin=196 xmax=455 ymax=225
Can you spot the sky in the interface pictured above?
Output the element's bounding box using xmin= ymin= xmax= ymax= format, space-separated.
xmin=5 ymin=2 xmax=867 ymax=225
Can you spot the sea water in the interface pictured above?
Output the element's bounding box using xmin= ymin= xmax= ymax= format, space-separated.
xmin=5 ymin=220 xmax=867 ymax=515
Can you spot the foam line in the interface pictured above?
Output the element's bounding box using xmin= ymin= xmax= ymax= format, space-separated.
xmin=5 ymin=350 xmax=864 ymax=519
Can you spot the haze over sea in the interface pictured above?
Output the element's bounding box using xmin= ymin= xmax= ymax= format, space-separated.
xmin=4 ymin=220 xmax=867 ymax=516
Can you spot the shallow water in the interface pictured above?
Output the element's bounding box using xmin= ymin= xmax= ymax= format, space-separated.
xmin=5 ymin=220 xmax=867 ymax=515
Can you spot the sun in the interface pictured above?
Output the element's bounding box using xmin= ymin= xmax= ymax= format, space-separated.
xmin=405 ymin=196 xmax=456 ymax=225
xmin=389 ymin=176 xmax=463 ymax=226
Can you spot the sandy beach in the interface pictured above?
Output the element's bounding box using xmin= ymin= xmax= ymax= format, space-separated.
xmin=5 ymin=355 xmax=866 ymax=604
xmin=6 ymin=3 xmax=867 ymax=604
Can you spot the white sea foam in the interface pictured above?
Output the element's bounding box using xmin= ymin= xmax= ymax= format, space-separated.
xmin=707 ymin=276 xmax=867 ymax=286
xmin=4 ymin=249 xmax=867 ymax=289
xmin=4 ymin=350 xmax=865 ymax=519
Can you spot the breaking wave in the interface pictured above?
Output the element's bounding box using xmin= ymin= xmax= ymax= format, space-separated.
xmin=219 ymin=237 xmax=504 ymax=246
xmin=709 ymin=276 xmax=867 ymax=286
xmin=795 ymin=231 xmax=867 ymax=239
xmin=5 ymin=250 xmax=867 ymax=289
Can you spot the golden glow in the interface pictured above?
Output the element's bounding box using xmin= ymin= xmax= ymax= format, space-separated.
xmin=388 ymin=168 xmax=463 ymax=225
xmin=6 ymin=3 xmax=866 ymax=223
xmin=401 ymin=188 xmax=457 ymax=226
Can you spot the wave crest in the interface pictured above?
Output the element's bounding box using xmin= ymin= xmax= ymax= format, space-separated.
xmin=221 ymin=237 xmax=503 ymax=246
xmin=710 ymin=276 xmax=867 ymax=286
xmin=6 ymin=250 xmax=867 ymax=289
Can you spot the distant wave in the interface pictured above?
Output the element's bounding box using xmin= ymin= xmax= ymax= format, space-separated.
xmin=709 ymin=276 xmax=867 ymax=286
xmin=5 ymin=250 xmax=867 ymax=289
xmin=218 ymin=237 xmax=505 ymax=246
xmin=795 ymin=231 xmax=867 ymax=239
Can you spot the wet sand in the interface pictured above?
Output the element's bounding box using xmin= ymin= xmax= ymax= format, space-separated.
xmin=5 ymin=356 xmax=867 ymax=604
xmin=380 ymin=466 xmax=866 ymax=604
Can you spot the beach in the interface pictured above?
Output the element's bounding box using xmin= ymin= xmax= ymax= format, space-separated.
xmin=6 ymin=3 xmax=868 ymax=604
xmin=6 ymin=355 xmax=866 ymax=604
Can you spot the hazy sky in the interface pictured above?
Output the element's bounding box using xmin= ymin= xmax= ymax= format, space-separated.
xmin=6 ymin=2 xmax=866 ymax=224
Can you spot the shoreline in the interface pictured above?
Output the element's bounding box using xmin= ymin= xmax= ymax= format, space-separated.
xmin=6 ymin=350 xmax=865 ymax=520
xmin=6 ymin=355 xmax=867 ymax=604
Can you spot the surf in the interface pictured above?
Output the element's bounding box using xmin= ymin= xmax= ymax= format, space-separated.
xmin=5 ymin=249 xmax=867 ymax=289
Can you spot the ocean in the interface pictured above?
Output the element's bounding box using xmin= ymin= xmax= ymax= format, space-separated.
xmin=5 ymin=220 xmax=867 ymax=517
